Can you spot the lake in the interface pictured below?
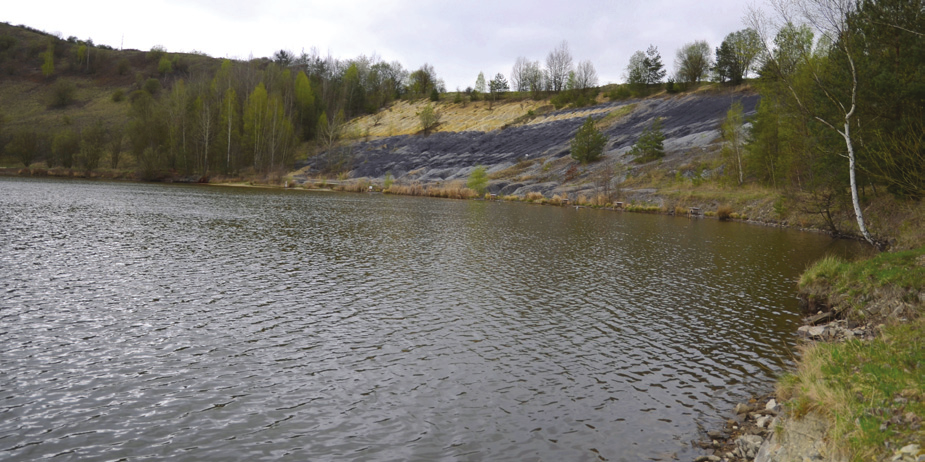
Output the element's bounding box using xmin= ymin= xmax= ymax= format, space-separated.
xmin=0 ymin=177 xmax=862 ymax=461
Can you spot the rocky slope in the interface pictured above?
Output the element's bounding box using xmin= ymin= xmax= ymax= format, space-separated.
xmin=297 ymin=90 xmax=759 ymax=199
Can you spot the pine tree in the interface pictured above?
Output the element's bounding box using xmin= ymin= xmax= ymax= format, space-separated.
xmin=570 ymin=117 xmax=608 ymax=163
xmin=643 ymin=45 xmax=666 ymax=84
xmin=629 ymin=118 xmax=665 ymax=162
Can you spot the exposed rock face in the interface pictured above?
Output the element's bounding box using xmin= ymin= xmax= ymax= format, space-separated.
xmin=298 ymin=93 xmax=759 ymax=192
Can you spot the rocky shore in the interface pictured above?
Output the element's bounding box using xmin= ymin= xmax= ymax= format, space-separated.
xmin=697 ymin=310 xmax=923 ymax=462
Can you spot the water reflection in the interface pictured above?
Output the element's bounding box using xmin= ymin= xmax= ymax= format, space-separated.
xmin=0 ymin=177 xmax=863 ymax=461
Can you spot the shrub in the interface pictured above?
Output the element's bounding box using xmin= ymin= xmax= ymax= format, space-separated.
xmin=383 ymin=171 xmax=394 ymax=189
xmin=418 ymin=103 xmax=440 ymax=134
xmin=6 ymin=130 xmax=38 ymax=167
xmin=608 ymin=86 xmax=632 ymax=100
xmin=147 ymin=45 xmax=166 ymax=62
xmin=111 ymin=89 xmax=125 ymax=102
xmin=0 ymin=35 xmax=16 ymax=52
xmin=48 ymin=79 xmax=76 ymax=108
xmin=717 ymin=205 xmax=734 ymax=221
xmin=525 ymin=191 xmax=544 ymax=202
xmin=466 ymin=165 xmax=488 ymax=195
xmin=564 ymin=164 xmax=580 ymax=182
xmin=629 ymin=117 xmax=665 ymax=163
xmin=143 ymin=78 xmax=161 ymax=95
xmin=116 ymin=58 xmax=130 ymax=75
xmin=158 ymin=56 xmax=173 ymax=74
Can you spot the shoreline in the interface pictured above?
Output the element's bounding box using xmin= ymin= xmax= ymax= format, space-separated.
xmin=0 ymin=166 xmax=875 ymax=245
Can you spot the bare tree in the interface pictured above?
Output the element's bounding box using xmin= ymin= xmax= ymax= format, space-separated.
xmin=523 ymin=60 xmax=545 ymax=97
xmin=574 ymin=60 xmax=598 ymax=90
xmin=511 ymin=57 xmax=528 ymax=92
xmin=747 ymin=0 xmax=876 ymax=246
xmin=545 ymin=41 xmax=574 ymax=92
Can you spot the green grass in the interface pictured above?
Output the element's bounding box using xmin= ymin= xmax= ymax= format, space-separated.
xmin=777 ymin=317 xmax=925 ymax=461
xmin=799 ymin=246 xmax=925 ymax=320
xmin=595 ymin=103 xmax=636 ymax=129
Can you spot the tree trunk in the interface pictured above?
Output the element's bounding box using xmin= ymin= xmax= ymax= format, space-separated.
xmin=843 ymin=121 xmax=875 ymax=246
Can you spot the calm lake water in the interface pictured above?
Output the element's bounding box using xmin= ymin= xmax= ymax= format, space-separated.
xmin=0 ymin=177 xmax=862 ymax=461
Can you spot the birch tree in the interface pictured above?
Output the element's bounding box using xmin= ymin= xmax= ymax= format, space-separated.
xmin=721 ymin=102 xmax=746 ymax=185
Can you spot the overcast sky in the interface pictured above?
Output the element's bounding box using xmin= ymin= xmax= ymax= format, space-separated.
xmin=5 ymin=0 xmax=753 ymax=89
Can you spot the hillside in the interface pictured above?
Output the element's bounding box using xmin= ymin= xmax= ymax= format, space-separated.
xmin=301 ymin=90 xmax=758 ymax=204
xmin=0 ymin=22 xmax=221 ymax=136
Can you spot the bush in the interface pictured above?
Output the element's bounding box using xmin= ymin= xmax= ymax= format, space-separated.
xmin=6 ymin=130 xmax=38 ymax=167
xmin=0 ymin=35 xmax=16 ymax=52
xmin=467 ymin=165 xmax=488 ymax=195
xmin=608 ymin=86 xmax=632 ymax=100
xmin=143 ymin=78 xmax=161 ymax=95
xmin=383 ymin=171 xmax=394 ymax=189
xmin=665 ymin=78 xmax=680 ymax=94
xmin=158 ymin=56 xmax=173 ymax=74
xmin=111 ymin=89 xmax=125 ymax=102
xmin=417 ymin=103 xmax=440 ymax=134
xmin=48 ymin=79 xmax=76 ymax=108
xmin=116 ymin=58 xmax=130 ymax=75
xmin=147 ymin=45 xmax=166 ymax=62
xmin=716 ymin=205 xmax=734 ymax=221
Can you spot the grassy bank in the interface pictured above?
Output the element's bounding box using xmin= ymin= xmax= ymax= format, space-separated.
xmin=800 ymin=247 xmax=925 ymax=322
xmin=777 ymin=316 xmax=924 ymax=461
xmin=774 ymin=247 xmax=925 ymax=461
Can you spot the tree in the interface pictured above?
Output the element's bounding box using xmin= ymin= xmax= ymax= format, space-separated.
xmin=317 ymin=109 xmax=345 ymax=152
xmin=850 ymin=0 xmax=925 ymax=198
xmin=158 ymin=56 xmax=173 ymax=75
xmin=629 ymin=118 xmax=665 ymax=162
xmin=511 ymin=57 xmax=528 ymax=92
xmin=714 ymin=29 xmax=762 ymax=85
xmin=193 ymin=86 xmax=216 ymax=176
xmin=643 ymin=45 xmax=666 ymax=84
xmin=545 ymin=41 xmax=574 ymax=92
xmin=109 ymin=124 xmax=124 ymax=169
xmin=474 ymin=71 xmax=486 ymax=97
xmin=417 ymin=103 xmax=440 ymax=134
xmin=625 ymin=50 xmax=648 ymax=87
xmin=721 ymin=102 xmax=746 ymax=184
xmin=408 ymin=63 xmax=438 ymax=98
xmin=7 ymin=130 xmax=38 ymax=167
xmin=52 ymin=129 xmax=80 ymax=168
xmin=523 ymin=60 xmax=544 ymax=97
xmin=243 ymin=82 xmax=268 ymax=170
xmin=217 ymin=87 xmax=240 ymax=173
xmin=77 ymin=119 xmax=106 ymax=171
xmin=574 ymin=60 xmax=598 ymax=90
xmin=488 ymin=73 xmax=509 ymax=107
xmin=570 ymin=117 xmax=608 ymax=163
xmin=273 ymin=49 xmax=294 ymax=66
xmin=626 ymin=46 xmax=663 ymax=92
xmin=41 ymin=40 xmax=54 ymax=78
xmin=467 ymin=165 xmax=488 ymax=195
xmin=675 ymin=40 xmax=713 ymax=85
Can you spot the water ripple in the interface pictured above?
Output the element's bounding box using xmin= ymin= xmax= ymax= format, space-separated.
xmin=0 ymin=177 xmax=863 ymax=461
